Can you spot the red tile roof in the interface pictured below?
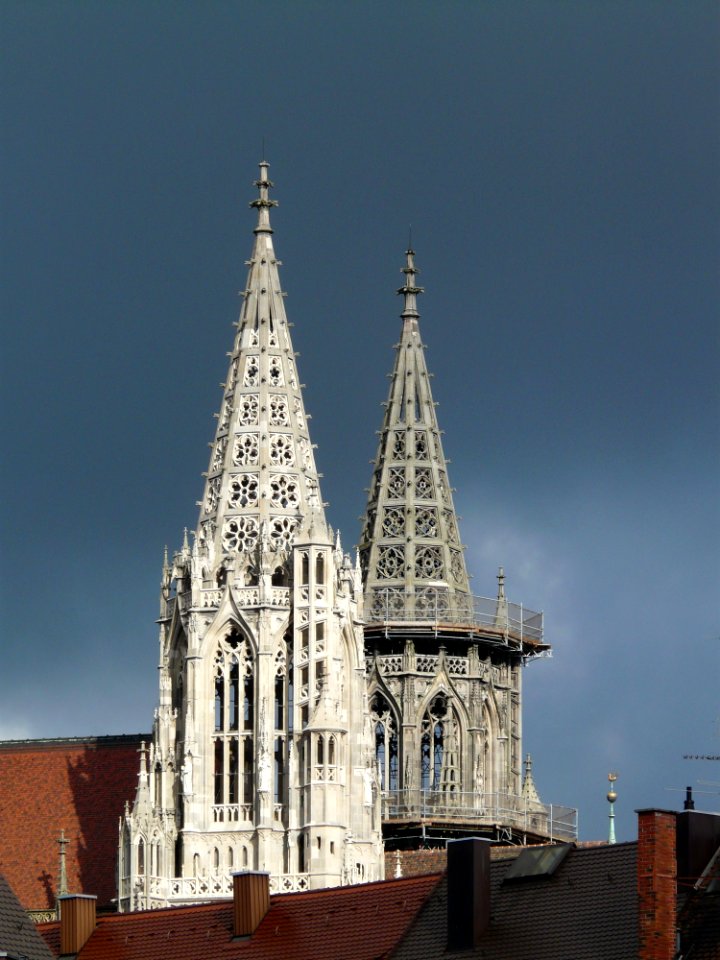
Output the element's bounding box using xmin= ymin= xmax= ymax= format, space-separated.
xmin=0 ymin=735 xmax=145 ymax=911
xmin=37 ymin=874 xmax=441 ymax=960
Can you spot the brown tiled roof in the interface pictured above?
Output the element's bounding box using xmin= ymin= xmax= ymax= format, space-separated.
xmin=37 ymin=874 xmax=441 ymax=960
xmin=391 ymin=842 xmax=639 ymax=960
xmin=0 ymin=735 xmax=145 ymax=911
xmin=0 ymin=870 xmax=55 ymax=960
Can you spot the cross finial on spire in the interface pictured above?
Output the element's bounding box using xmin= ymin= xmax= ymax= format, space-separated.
xmin=397 ymin=246 xmax=424 ymax=321
xmin=250 ymin=160 xmax=278 ymax=234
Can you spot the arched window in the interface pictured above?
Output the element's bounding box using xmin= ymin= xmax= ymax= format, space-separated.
xmin=137 ymin=838 xmax=145 ymax=876
xmin=213 ymin=628 xmax=255 ymax=808
xmin=213 ymin=848 xmax=220 ymax=870
xmin=228 ymin=847 xmax=234 ymax=869
xmin=370 ymin=693 xmax=398 ymax=791
xmin=421 ymin=695 xmax=460 ymax=792
xmin=271 ymin=566 xmax=287 ymax=586
xmin=315 ymin=553 xmax=325 ymax=584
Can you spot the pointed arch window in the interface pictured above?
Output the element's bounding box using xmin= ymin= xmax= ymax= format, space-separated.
xmin=421 ymin=694 xmax=460 ymax=793
xmin=371 ymin=693 xmax=398 ymax=792
xmin=213 ymin=628 xmax=255 ymax=809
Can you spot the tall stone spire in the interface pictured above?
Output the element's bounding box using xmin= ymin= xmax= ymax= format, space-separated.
xmin=195 ymin=161 xmax=324 ymax=574
xmin=359 ymin=247 xmax=471 ymax=621
xmin=119 ymin=162 xmax=382 ymax=911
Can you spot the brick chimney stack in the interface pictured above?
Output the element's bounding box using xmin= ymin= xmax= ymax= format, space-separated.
xmin=637 ymin=809 xmax=677 ymax=960
xmin=232 ymin=871 xmax=270 ymax=938
xmin=58 ymin=894 xmax=97 ymax=955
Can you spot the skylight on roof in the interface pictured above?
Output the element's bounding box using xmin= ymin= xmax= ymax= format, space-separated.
xmin=503 ymin=844 xmax=571 ymax=881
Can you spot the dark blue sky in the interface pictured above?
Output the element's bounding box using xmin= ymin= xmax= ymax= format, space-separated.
xmin=1 ymin=1 xmax=718 ymax=842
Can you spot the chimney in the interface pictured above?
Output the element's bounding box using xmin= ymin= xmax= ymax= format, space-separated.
xmin=637 ymin=809 xmax=676 ymax=960
xmin=232 ymin=871 xmax=270 ymax=938
xmin=446 ymin=838 xmax=491 ymax=951
xmin=58 ymin=894 xmax=96 ymax=955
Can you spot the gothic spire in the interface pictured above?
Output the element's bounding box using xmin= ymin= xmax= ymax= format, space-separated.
xmin=194 ymin=162 xmax=325 ymax=568
xmin=359 ymin=248 xmax=471 ymax=621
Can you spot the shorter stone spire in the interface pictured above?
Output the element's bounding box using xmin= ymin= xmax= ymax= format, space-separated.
xmin=359 ymin=247 xmax=472 ymax=622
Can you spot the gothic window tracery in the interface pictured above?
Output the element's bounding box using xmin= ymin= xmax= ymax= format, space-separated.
xmin=420 ymin=695 xmax=460 ymax=792
xmin=239 ymin=395 xmax=259 ymax=426
xmin=269 ymin=516 xmax=296 ymax=549
xmin=222 ymin=516 xmax=259 ymax=553
xmin=416 ymin=587 xmax=450 ymax=617
xmin=414 ymin=432 xmax=428 ymax=460
xmin=243 ymin=357 xmax=259 ymax=387
xmin=415 ymin=507 xmax=438 ymax=537
xmin=437 ymin=470 xmax=450 ymax=504
xmin=443 ymin=509 xmax=458 ymax=544
xmin=269 ymin=434 xmax=295 ymax=466
xmin=218 ymin=398 xmax=232 ymax=432
xmin=205 ymin=477 xmax=221 ymax=514
xmin=414 ymin=468 xmax=433 ymax=499
xmin=228 ymin=474 xmax=259 ymax=509
xmin=391 ymin=432 xmax=406 ymax=460
xmin=233 ymin=434 xmax=259 ymax=466
xmin=387 ymin=467 xmax=405 ymax=499
xmin=450 ymin=550 xmax=464 ymax=582
xmin=269 ymin=395 xmax=289 ymax=425
xmin=211 ymin=437 xmax=227 ymax=473
xmin=369 ymin=587 xmax=405 ymax=618
xmin=382 ymin=507 xmax=404 ymax=538
xmin=376 ymin=546 xmax=404 ymax=579
xmin=415 ymin=545 xmax=443 ymax=579
xmin=270 ymin=475 xmax=300 ymax=509
xmin=213 ymin=629 xmax=254 ymax=808
xmin=268 ymin=357 xmax=284 ymax=386
xmin=227 ymin=357 xmax=239 ymax=392
xmin=371 ymin=693 xmax=398 ymax=791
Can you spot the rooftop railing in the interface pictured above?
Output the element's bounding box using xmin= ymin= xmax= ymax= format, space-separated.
xmin=382 ymin=788 xmax=577 ymax=841
xmin=366 ymin=589 xmax=544 ymax=645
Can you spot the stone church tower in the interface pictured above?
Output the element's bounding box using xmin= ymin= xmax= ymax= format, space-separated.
xmin=359 ymin=250 xmax=564 ymax=846
xmin=119 ymin=163 xmax=383 ymax=911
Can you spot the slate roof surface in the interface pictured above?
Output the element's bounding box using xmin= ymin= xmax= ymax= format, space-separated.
xmin=0 ymin=735 xmax=145 ymax=910
xmin=37 ymin=874 xmax=441 ymax=960
xmin=0 ymin=870 xmax=55 ymax=960
xmin=391 ymin=842 xmax=638 ymax=960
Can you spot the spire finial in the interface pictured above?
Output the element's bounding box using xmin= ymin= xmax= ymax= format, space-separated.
xmin=607 ymin=772 xmax=618 ymax=844
xmin=497 ymin=566 xmax=506 ymax=600
xmin=250 ymin=159 xmax=278 ymax=234
xmin=397 ymin=245 xmax=424 ymax=321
